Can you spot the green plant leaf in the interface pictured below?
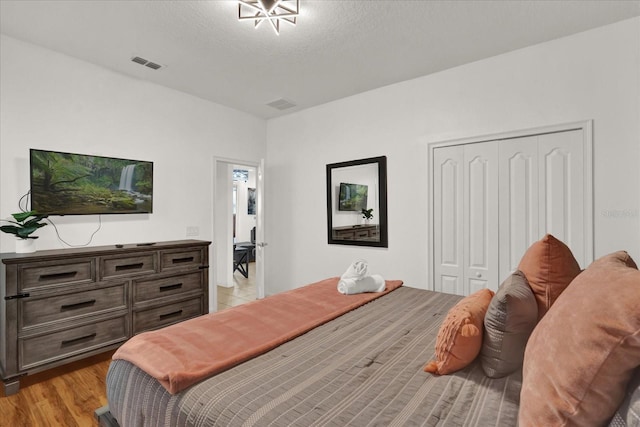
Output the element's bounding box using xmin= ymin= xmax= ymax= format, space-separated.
xmin=23 ymin=217 xmax=48 ymax=228
xmin=11 ymin=211 xmax=37 ymax=222
xmin=0 ymin=225 xmax=20 ymax=236
xmin=1 ymin=211 xmax=47 ymax=239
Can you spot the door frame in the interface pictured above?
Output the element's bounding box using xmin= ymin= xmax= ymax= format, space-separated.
xmin=426 ymin=120 xmax=593 ymax=291
xmin=211 ymin=156 xmax=264 ymax=311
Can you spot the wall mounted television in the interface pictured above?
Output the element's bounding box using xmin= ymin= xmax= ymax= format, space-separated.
xmin=30 ymin=149 xmax=153 ymax=215
xmin=338 ymin=182 xmax=368 ymax=211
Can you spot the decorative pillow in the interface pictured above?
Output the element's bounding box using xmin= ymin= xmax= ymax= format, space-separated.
xmin=517 ymin=234 xmax=581 ymax=319
xmin=519 ymin=251 xmax=640 ymax=427
xmin=480 ymin=270 xmax=537 ymax=378
xmin=424 ymin=288 xmax=494 ymax=375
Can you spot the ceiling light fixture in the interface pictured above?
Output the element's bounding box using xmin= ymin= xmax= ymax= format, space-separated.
xmin=238 ymin=0 xmax=299 ymax=35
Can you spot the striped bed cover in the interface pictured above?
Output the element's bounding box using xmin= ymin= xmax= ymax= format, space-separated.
xmin=106 ymin=287 xmax=522 ymax=426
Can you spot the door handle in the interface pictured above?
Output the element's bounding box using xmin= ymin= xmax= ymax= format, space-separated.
xmin=257 ymin=242 xmax=268 ymax=248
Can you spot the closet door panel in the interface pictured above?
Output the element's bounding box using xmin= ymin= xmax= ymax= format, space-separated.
xmin=464 ymin=142 xmax=499 ymax=293
xmin=498 ymin=136 xmax=539 ymax=282
xmin=538 ymin=130 xmax=585 ymax=267
xmin=433 ymin=146 xmax=464 ymax=295
xmin=432 ymin=125 xmax=590 ymax=296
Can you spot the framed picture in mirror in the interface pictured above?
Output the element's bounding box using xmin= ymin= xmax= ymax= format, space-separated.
xmin=326 ymin=156 xmax=388 ymax=247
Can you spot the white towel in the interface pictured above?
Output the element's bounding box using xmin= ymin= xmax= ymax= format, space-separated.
xmin=341 ymin=259 xmax=368 ymax=280
xmin=337 ymin=274 xmax=386 ymax=295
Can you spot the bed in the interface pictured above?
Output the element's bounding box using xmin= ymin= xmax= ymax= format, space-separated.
xmin=102 ymin=284 xmax=523 ymax=426
xmin=100 ymin=259 xmax=640 ymax=427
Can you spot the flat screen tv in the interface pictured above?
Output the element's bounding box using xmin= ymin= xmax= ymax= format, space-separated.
xmin=338 ymin=182 xmax=368 ymax=211
xmin=30 ymin=149 xmax=153 ymax=215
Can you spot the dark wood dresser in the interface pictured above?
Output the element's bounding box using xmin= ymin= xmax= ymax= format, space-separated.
xmin=0 ymin=239 xmax=210 ymax=395
xmin=332 ymin=224 xmax=380 ymax=240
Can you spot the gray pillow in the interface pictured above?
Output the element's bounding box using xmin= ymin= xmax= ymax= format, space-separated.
xmin=480 ymin=270 xmax=538 ymax=378
xmin=609 ymin=368 xmax=640 ymax=427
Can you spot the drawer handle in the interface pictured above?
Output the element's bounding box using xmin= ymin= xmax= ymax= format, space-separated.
xmin=172 ymin=257 xmax=194 ymax=264
xmin=115 ymin=262 xmax=144 ymax=271
xmin=159 ymin=310 xmax=183 ymax=320
xmin=61 ymin=299 xmax=97 ymax=311
xmin=4 ymin=292 xmax=30 ymax=301
xmin=61 ymin=333 xmax=97 ymax=347
xmin=159 ymin=283 xmax=183 ymax=292
xmin=39 ymin=271 xmax=78 ymax=281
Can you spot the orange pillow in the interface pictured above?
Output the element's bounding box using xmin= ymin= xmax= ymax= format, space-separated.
xmin=519 ymin=251 xmax=640 ymax=426
xmin=518 ymin=234 xmax=581 ymax=319
xmin=424 ymin=288 xmax=494 ymax=375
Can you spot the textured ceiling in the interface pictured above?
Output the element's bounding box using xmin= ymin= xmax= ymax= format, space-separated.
xmin=1 ymin=1 xmax=639 ymax=119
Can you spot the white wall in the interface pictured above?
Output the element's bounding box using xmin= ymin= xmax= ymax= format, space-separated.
xmin=214 ymin=162 xmax=234 ymax=289
xmin=2 ymin=19 xmax=639 ymax=298
xmin=265 ymin=18 xmax=640 ymax=294
xmin=0 ymin=35 xmax=266 ymax=254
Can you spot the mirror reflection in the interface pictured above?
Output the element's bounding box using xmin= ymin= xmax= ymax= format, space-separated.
xmin=326 ymin=156 xmax=388 ymax=247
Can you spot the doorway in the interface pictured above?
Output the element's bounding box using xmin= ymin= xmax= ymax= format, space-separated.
xmin=212 ymin=158 xmax=264 ymax=312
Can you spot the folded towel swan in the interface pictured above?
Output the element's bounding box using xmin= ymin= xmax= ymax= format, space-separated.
xmin=338 ymin=260 xmax=386 ymax=294
xmin=341 ymin=259 xmax=368 ymax=280
xmin=338 ymin=274 xmax=385 ymax=295
xmin=338 ymin=274 xmax=386 ymax=295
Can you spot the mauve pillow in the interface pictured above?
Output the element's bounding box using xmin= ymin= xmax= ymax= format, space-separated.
xmin=424 ymin=288 xmax=494 ymax=375
xmin=519 ymin=251 xmax=640 ymax=427
xmin=518 ymin=234 xmax=581 ymax=320
xmin=480 ymin=270 xmax=538 ymax=378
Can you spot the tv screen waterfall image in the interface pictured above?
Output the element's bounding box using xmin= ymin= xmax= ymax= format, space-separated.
xmin=30 ymin=149 xmax=153 ymax=215
xmin=338 ymin=182 xmax=368 ymax=211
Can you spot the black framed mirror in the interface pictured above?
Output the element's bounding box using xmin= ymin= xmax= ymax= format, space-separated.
xmin=326 ymin=156 xmax=388 ymax=247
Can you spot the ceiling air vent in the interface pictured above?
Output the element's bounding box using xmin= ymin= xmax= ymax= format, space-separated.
xmin=266 ymin=98 xmax=297 ymax=111
xmin=131 ymin=56 xmax=164 ymax=70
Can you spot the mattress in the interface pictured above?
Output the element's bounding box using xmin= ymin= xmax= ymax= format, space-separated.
xmin=106 ymin=287 xmax=522 ymax=426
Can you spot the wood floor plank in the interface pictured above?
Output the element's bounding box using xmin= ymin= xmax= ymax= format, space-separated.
xmin=0 ymin=350 xmax=113 ymax=427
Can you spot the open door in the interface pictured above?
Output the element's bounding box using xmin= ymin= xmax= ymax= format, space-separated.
xmin=212 ymin=157 xmax=266 ymax=311
xmin=255 ymin=158 xmax=266 ymax=299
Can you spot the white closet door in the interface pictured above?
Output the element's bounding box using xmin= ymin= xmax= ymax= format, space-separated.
xmin=432 ymin=126 xmax=590 ymax=295
xmin=538 ymin=130 xmax=586 ymax=268
xmin=464 ymin=142 xmax=499 ymax=293
xmin=433 ymin=146 xmax=464 ymax=294
xmin=498 ymin=136 xmax=539 ymax=282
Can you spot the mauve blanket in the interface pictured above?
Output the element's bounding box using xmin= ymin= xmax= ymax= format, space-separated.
xmin=112 ymin=277 xmax=403 ymax=394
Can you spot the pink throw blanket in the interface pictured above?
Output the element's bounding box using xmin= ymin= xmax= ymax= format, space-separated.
xmin=113 ymin=277 xmax=403 ymax=394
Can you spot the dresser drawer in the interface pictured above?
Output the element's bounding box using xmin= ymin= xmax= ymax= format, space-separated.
xmin=333 ymin=230 xmax=355 ymax=240
xmin=355 ymin=230 xmax=370 ymax=238
xmin=133 ymin=271 xmax=203 ymax=304
xmin=160 ymin=248 xmax=205 ymax=272
xmin=19 ymin=315 xmax=128 ymax=370
xmin=101 ymin=253 xmax=157 ymax=279
xmin=18 ymin=258 xmax=95 ymax=291
xmin=20 ymin=283 xmax=127 ymax=330
xmin=133 ymin=297 xmax=204 ymax=333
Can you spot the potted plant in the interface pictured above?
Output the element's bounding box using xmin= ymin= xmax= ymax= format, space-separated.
xmin=1 ymin=211 xmax=48 ymax=253
xmin=361 ymin=208 xmax=374 ymax=224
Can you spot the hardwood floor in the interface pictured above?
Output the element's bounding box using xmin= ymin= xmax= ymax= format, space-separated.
xmin=0 ymin=350 xmax=114 ymax=426
xmin=0 ymin=267 xmax=257 ymax=426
